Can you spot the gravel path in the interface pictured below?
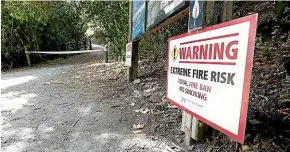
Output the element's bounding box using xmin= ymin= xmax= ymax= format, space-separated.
xmin=1 ymin=53 xmax=168 ymax=152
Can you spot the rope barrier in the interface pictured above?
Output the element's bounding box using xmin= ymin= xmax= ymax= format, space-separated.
xmin=26 ymin=49 xmax=107 ymax=54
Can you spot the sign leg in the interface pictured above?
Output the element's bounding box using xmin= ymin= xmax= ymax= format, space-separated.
xmin=184 ymin=0 xmax=206 ymax=145
xmin=183 ymin=0 xmax=233 ymax=144
xmin=235 ymin=142 xmax=241 ymax=152
xmin=127 ymin=41 xmax=138 ymax=82
xmin=184 ymin=112 xmax=193 ymax=146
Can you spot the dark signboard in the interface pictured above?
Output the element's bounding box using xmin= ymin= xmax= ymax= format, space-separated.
xmin=147 ymin=0 xmax=186 ymax=29
xmin=132 ymin=0 xmax=146 ymax=40
xmin=188 ymin=0 xmax=203 ymax=31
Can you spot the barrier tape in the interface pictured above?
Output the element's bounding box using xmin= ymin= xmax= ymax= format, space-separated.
xmin=25 ymin=49 xmax=107 ymax=54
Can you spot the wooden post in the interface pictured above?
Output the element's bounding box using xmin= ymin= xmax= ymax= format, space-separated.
xmin=190 ymin=0 xmax=217 ymax=142
xmin=207 ymin=0 xmax=234 ymax=138
xmin=182 ymin=1 xmax=207 ymax=145
xmin=104 ymin=46 xmax=108 ymax=63
xmin=127 ymin=0 xmax=133 ymax=82
xmin=105 ymin=51 xmax=108 ymax=63
xmin=184 ymin=112 xmax=193 ymax=145
xmin=131 ymin=41 xmax=139 ymax=80
xmin=182 ymin=0 xmax=233 ymax=145
xmin=84 ymin=40 xmax=87 ymax=50
xmin=24 ymin=46 xmax=32 ymax=67
xmin=89 ymin=40 xmax=92 ymax=50
xmin=203 ymin=0 xmax=215 ymax=26
xmin=222 ymin=1 xmax=233 ymax=22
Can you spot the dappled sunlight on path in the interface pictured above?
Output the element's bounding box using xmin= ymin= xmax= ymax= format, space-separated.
xmin=1 ymin=75 xmax=37 ymax=90
xmin=1 ymin=53 xmax=169 ymax=152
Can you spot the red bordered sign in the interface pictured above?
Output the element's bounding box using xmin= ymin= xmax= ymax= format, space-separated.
xmin=166 ymin=14 xmax=258 ymax=143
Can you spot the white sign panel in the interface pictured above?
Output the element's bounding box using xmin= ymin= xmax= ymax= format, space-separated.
xmin=166 ymin=14 xmax=258 ymax=143
xmin=147 ymin=0 xmax=185 ymax=29
xmin=126 ymin=42 xmax=132 ymax=67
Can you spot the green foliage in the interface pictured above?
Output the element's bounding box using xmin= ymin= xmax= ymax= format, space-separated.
xmin=1 ymin=1 xmax=194 ymax=65
xmin=139 ymin=16 xmax=189 ymax=61
xmin=2 ymin=1 xmax=289 ymax=67
xmin=82 ymin=1 xmax=129 ymax=60
xmin=1 ymin=1 xmax=87 ymax=67
xmin=275 ymin=1 xmax=289 ymax=21
xmin=261 ymin=48 xmax=270 ymax=59
xmin=83 ymin=1 xmax=188 ymax=61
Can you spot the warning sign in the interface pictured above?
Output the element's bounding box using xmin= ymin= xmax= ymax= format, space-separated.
xmin=166 ymin=14 xmax=258 ymax=143
xmin=126 ymin=42 xmax=132 ymax=67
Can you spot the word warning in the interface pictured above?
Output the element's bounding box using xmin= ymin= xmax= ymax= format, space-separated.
xmin=166 ymin=14 xmax=258 ymax=143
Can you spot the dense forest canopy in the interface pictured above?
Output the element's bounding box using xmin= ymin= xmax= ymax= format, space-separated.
xmin=1 ymin=1 xmax=130 ymax=67
xmin=1 ymin=1 xmax=289 ymax=68
xmin=1 ymin=1 xmax=87 ymax=67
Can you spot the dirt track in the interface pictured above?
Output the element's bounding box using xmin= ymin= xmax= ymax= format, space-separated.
xmin=1 ymin=52 xmax=169 ymax=152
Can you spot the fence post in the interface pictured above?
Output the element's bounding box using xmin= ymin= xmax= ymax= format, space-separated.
xmin=84 ymin=40 xmax=87 ymax=50
xmin=104 ymin=45 xmax=108 ymax=63
xmin=89 ymin=40 xmax=92 ymax=50
xmin=24 ymin=46 xmax=32 ymax=67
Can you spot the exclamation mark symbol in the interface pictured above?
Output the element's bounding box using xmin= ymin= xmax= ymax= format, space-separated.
xmin=173 ymin=47 xmax=176 ymax=60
